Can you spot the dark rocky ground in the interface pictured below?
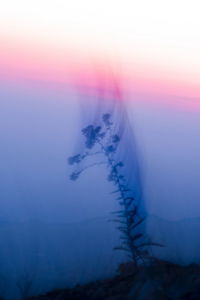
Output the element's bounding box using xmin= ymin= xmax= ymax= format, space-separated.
xmin=27 ymin=260 xmax=200 ymax=300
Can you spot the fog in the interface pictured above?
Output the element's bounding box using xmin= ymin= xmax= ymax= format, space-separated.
xmin=127 ymin=99 xmax=200 ymax=220
xmin=0 ymin=80 xmax=200 ymax=299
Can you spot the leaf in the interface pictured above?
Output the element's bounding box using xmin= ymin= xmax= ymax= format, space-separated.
xmin=82 ymin=125 xmax=103 ymax=149
xmin=102 ymin=113 xmax=112 ymax=126
xmin=111 ymin=190 xmax=120 ymax=194
xmin=132 ymin=233 xmax=143 ymax=241
xmin=121 ymin=188 xmax=131 ymax=192
xmin=119 ymin=235 xmax=129 ymax=241
xmin=112 ymin=134 xmax=120 ymax=143
xmin=106 ymin=145 xmax=116 ymax=153
xmin=99 ymin=132 xmax=106 ymax=139
xmin=110 ymin=210 xmax=125 ymax=215
xmin=137 ymin=242 xmax=164 ymax=248
xmin=115 ymin=161 xmax=124 ymax=168
xmin=68 ymin=154 xmax=82 ymax=165
xmin=117 ymin=226 xmax=128 ymax=230
xmin=110 ymin=213 xmax=127 ymax=220
xmin=70 ymin=172 xmax=81 ymax=181
xmin=130 ymin=217 xmax=146 ymax=229
xmin=113 ymin=246 xmax=131 ymax=253
xmin=110 ymin=219 xmax=127 ymax=224
xmin=116 ymin=226 xmax=129 ymax=234
xmin=121 ymin=240 xmax=132 ymax=247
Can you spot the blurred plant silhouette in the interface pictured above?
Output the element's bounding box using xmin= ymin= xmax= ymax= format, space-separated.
xmin=68 ymin=113 xmax=161 ymax=265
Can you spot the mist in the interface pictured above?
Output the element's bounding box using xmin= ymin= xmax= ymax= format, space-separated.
xmin=1 ymin=79 xmax=200 ymax=299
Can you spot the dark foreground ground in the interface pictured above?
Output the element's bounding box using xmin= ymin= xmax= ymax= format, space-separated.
xmin=27 ymin=260 xmax=200 ymax=300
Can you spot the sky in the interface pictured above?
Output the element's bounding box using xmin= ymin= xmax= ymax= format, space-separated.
xmin=1 ymin=0 xmax=200 ymax=222
xmin=1 ymin=0 xmax=200 ymax=98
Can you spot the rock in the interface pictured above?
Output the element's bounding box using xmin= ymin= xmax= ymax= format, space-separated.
xmin=128 ymin=277 xmax=168 ymax=300
xmin=26 ymin=260 xmax=200 ymax=300
xmin=106 ymin=295 xmax=124 ymax=300
xmin=118 ymin=262 xmax=137 ymax=276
